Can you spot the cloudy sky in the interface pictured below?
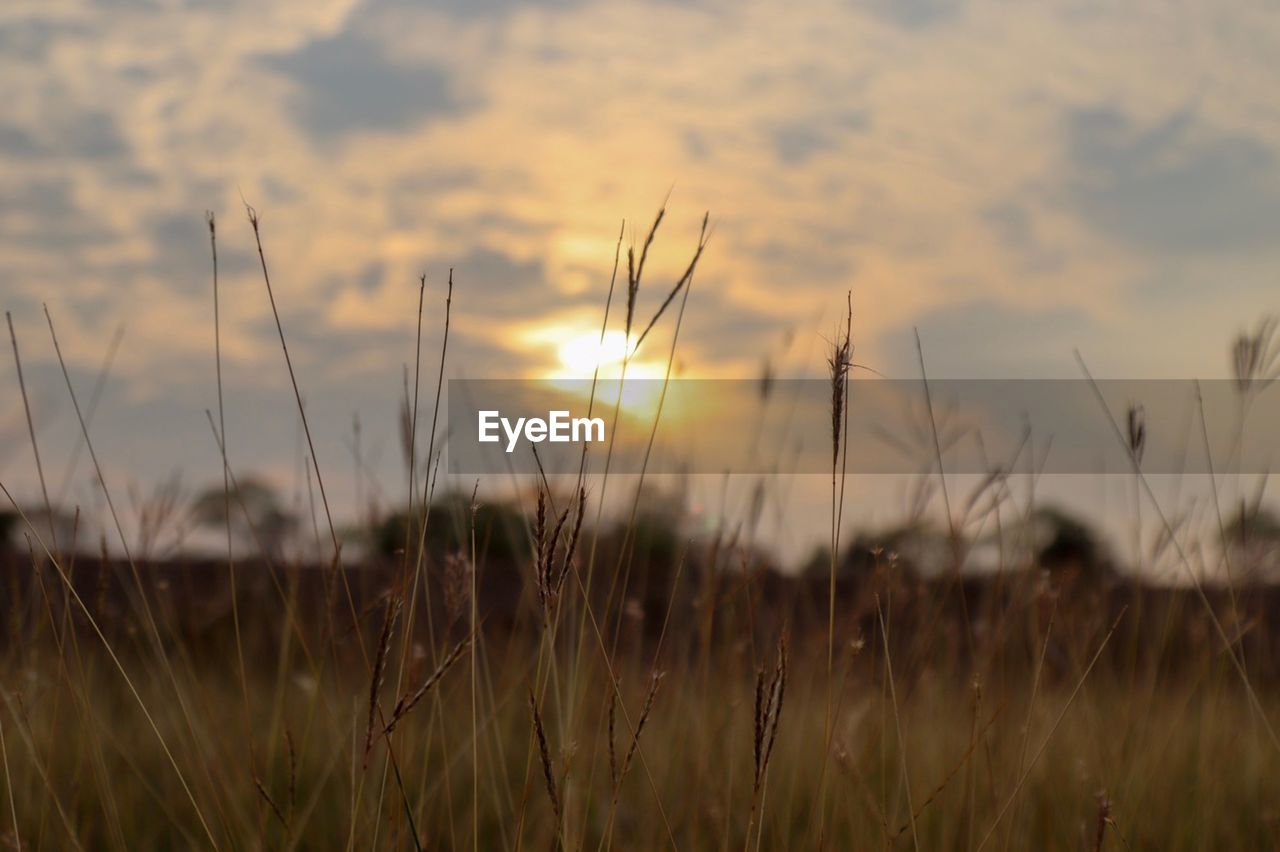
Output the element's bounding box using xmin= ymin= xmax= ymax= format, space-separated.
xmin=1 ymin=0 xmax=1278 ymax=558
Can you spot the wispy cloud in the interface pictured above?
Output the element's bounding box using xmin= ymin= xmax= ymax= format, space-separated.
xmin=2 ymin=0 xmax=1279 ymax=516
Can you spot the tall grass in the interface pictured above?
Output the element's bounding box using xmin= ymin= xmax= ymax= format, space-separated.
xmin=0 ymin=206 xmax=1277 ymax=851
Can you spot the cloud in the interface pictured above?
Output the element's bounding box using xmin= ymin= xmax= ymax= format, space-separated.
xmin=447 ymin=247 xmax=567 ymax=320
xmin=63 ymin=110 xmax=128 ymax=160
xmin=261 ymin=30 xmax=467 ymax=142
xmin=0 ymin=178 xmax=115 ymax=252
xmin=141 ymin=211 xmax=259 ymax=295
xmin=0 ymin=122 xmax=40 ymax=158
xmin=875 ymin=299 xmax=1098 ymax=378
xmin=1064 ymin=106 xmax=1280 ymax=253
xmin=0 ymin=16 xmax=88 ymax=62
xmin=677 ymin=286 xmax=794 ymax=368
xmin=369 ymin=0 xmax=583 ymax=17
xmin=3 ymin=0 xmax=1280 ymax=549
xmin=981 ymin=202 xmax=1063 ymax=273
xmin=0 ymin=110 xmax=126 ymax=162
xmin=771 ymin=123 xmax=831 ymax=166
xmin=855 ymin=0 xmax=964 ymax=29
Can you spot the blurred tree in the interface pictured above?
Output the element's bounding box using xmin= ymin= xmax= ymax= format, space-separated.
xmin=830 ymin=508 xmax=1111 ymax=582
xmin=1032 ymin=506 xmax=1111 ymax=580
xmin=1223 ymin=505 xmax=1280 ymax=583
xmin=190 ymin=477 xmax=295 ymax=559
xmin=372 ymin=491 xmax=529 ymax=564
xmin=0 ymin=506 xmax=81 ymax=555
xmin=833 ymin=521 xmax=940 ymax=579
xmin=799 ymin=544 xmax=831 ymax=579
xmin=0 ymin=509 xmax=16 ymax=551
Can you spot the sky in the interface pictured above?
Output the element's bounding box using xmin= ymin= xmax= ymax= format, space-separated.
xmin=2 ymin=0 xmax=1279 ymax=564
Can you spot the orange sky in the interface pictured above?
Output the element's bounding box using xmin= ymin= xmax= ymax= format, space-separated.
xmin=2 ymin=0 xmax=1278 ymax=563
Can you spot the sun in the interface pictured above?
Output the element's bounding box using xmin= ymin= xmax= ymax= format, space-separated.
xmin=541 ymin=327 xmax=685 ymax=421
xmin=557 ymin=329 xmax=634 ymax=376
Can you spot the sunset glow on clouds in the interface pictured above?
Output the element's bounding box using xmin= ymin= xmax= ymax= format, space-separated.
xmin=2 ymin=0 xmax=1280 ymax=544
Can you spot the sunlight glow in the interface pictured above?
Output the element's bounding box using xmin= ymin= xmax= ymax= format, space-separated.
xmin=557 ymin=330 xmax=634 ymax=376
xmin=538 ymin=328 xmax=691 ymax=423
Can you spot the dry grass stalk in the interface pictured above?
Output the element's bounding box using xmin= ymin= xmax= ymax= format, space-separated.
xmin=364 ymin=586 xmax=403 ymax=766
xmin=206 ymin=210 xmax=252 ymax=745
xmin=383 ymin=633 xmax=472 ymax=737
xmin=533 ymin=490 xmax=547 ymax=560
xmin=619 ymin=671 xmax=662 ymax=784
xmin=633 ymin=212 xmax=710 ymax=349
xmin=34 ymin=313 xmax=220 ymax=847
xmin=409 ymin=269 xmax=454 ymax=579
xmin=442 ymin=550 xmax=471 ymax=633
xmin=253 ymin=775 xmax=287 ymax=829
xmin=625 ymin=205 xmax=665 ymax=337
xmin=600 ymin=670 xmax=664 ymax=847
xmin=559 ymin=488 xmax=586 ymax=591
xmin=5 ymin=312 xmax=52 ymax=544
xmin=745 ymin=634 xmax=788 ymax=849
xmin=245 ymin=205 xmax=368 ymax=670
xmin=607 ymin=689 xmax=618 ymax=788
xmin=1078 ymin=351 xmax=1280 ymax=757
xmin=532 ymin=491 xmax=551 ymax=613
xmin=285 ymin=729 xmax=297 ymax=819
xmin=1126 ymin=404 xmax=1146 ymax=465
xmin=752 ymin=635 xmax=788 ymax=796
xmin=892 ymin=705 xmax=1004 ymax=839
xmin=817 ymin=293 xmax=854 ymax=845
xmin=1232 ymin=315 xmax=1279 ymax=396
xmin=975 ymin=608 xmax=1127 ymax=852
xmin=398 ymin=374 xmax=416 ymax=478
xmin=533 ymin=488 xmax=586 ymax=618
xmin=528 ymin=688 xmax=561 ymax=825
xmin=828 ymin=305 xmax=853 ymax=469
xmin=543 ymin=504 xmax=570 ymax=594
xmin=1092 ymin=792 xmax=1111 ymax=852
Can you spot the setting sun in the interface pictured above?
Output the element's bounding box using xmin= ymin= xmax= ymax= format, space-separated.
xmin=4 ymin=0 xmax=1276 ymax=846
xmin=557 ymin=329 xmax=633 ymax=375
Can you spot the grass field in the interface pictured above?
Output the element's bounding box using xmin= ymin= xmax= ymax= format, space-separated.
xmin=2 ymin=208 xmax=1279 ymax=850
